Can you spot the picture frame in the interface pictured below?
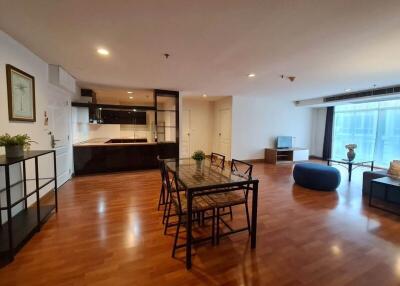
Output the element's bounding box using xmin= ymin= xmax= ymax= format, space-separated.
xmin=6 ymin=64 xmax=36 ymax=122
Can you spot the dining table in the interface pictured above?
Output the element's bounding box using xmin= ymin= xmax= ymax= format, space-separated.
xmin=165 ymin=158 xmax=259 ymax=269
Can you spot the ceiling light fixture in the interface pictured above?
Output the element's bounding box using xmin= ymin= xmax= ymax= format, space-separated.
xmin=127 ymin=91 xmax=133 ymax=94
xmin=203 ymin=94 xmax=207 ymax=98
xmin=129 ymin=96 xmax=133 ymax=99
xmin=97 ymin=48 xmax=110 ymax=56
xmin=248 ymin=73 xmax=256 ymax=78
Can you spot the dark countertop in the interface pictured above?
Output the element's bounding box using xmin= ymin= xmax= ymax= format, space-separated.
xmin=73 ymin=138 xmax=157 ymax=147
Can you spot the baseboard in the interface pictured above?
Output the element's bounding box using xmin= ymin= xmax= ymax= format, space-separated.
xmin=309 ymin=155 xmax=323 ymax=160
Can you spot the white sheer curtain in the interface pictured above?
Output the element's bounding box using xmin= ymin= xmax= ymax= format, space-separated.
xmin=332 ymin=99 xmax=400 ymax=167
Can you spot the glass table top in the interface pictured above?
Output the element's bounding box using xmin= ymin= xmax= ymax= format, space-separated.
xmin=165 ymin=158 xmax=253 ymax=190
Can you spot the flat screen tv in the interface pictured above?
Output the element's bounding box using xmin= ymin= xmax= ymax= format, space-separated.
xmin=276 ymin=136 xmax=293 ymax=149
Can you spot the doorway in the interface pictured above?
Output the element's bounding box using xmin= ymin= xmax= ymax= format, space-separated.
xmin=47 ymin=92 xmax=72 ymax=187
xmin=181 ymin=96 xmax=232 ymax=160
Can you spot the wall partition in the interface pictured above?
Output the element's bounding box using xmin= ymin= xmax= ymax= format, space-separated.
xmin=332 ymin=99 xmax=400 ymax=167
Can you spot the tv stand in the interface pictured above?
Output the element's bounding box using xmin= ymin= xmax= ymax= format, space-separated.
xmin=265 ymin=148 xmax=309 ymax=164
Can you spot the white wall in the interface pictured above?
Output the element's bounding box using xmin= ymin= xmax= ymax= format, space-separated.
xmin=231 ymin=95 xmax=313 ymax=160
xmin=310 ymin=107 xmax=327 ymax=158
xmin=0 ymin=31 xmax=73 ymax=222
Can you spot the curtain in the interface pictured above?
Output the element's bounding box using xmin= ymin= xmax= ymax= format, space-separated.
xmin=332 ymin=99 xmax=400 ymax=167
xmin=322 ymin=106 xmax=334 ymax=160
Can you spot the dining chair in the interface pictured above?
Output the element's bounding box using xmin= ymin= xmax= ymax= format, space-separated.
xmin=210 ymin=152 xmax=226 ymax=169
xmin=157 ymin=156 xmax=166 ymax=211
xmin=208 ymin=159 xmax=253 ymax=244
xmin=161 ymin=162 xmax=216 ymax=257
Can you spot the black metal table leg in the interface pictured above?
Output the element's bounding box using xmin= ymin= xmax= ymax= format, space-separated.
xmin=53 ymin=150 xmax=58 ymax=212
xmin=22 ymin=161 xmax=27 ymax=210
xmin=348 ymin=163 xmax=352 ymax=182
xmin=34 ymin=157 xmax=41 ymax=230
xmin=251 ymin=181 xmax=259 ymax=249
xmin=371 ymin=162 xmax=374 ymax=171
xmin=5 ymin=165 xmax=14 ymax=259
xmin=186 ymin=190 xmax=193 ymax=269
xmin=369 ymin=181 xmax=374 ymax=206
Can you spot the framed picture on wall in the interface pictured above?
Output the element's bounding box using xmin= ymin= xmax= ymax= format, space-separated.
xmin=6 ymin=64 xmax=36 ymax=122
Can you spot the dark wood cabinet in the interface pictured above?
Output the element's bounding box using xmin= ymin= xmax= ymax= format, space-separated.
xmin=100 ymin=110 xmax=146 ymax=125
xmin=73 ymin=142 xmax=178 ymax=175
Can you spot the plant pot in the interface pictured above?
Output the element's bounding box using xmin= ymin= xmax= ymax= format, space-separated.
xmin=5 ymin=145 xmax=24 ymax=158
xmin=347 ymin=149 xmax=356 ymax=161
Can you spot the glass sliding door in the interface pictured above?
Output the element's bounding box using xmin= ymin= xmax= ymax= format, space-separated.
xmin=332 ymin=99 xmax=400 ymax=167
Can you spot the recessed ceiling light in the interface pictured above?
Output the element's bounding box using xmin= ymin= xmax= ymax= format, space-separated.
xmin=97 ymin=48 xmax=109 ymax=56
xmin=202 ymin=94 xmax=207 ymax=98
xmin=345 ymin=88 xmax=352 ymax=92
xmin=129 ymin=96 xmax=133 ymax=99
xmin=248 ymin=73 xmax=256 ymax=78
xmin=127 ymin=91 xmax=133 ymax=94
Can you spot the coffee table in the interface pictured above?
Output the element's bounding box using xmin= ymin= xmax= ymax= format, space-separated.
xmin=369 ymin=176 xmax=400 ymax=215
xmin=327 ymin=158 xmax=374 ymax=182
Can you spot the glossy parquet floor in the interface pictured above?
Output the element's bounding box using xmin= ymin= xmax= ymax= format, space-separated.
xmin=1 ymin=162 xmax=400 ymax=285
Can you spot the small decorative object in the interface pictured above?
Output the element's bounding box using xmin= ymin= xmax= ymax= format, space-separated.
xmin=388 ymin=160 xmax=400 ymax=179
xmin=192 ymin=150 xmax=206 ymax=169
xmin=0 ymin=133 xmax=36 ymax=158
xmin=6 ymin=64 xmax=36 ymax=122
xmin=345 ymin=144 xmax=357 ymax=161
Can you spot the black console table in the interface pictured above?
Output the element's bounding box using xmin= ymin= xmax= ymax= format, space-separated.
xmin=0 ymin=150 xmax=57 ymax=265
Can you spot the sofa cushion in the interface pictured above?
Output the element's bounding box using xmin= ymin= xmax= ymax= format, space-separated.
xmin=388 ymin=160 xmax=400 ymax=178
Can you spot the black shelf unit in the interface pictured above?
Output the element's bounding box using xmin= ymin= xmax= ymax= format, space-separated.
xmin=0 ymin=150 xmax=57 ymax=266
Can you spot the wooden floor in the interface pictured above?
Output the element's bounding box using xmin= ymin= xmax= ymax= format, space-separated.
xmin=1 ymin=162 xmax=400 ymax=285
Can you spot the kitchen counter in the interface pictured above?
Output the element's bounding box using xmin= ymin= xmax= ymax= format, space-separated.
xmin=73 ymin=138 xmax=157 ymax=147
xmin=73 ymin=138 xmax=178 ymax=175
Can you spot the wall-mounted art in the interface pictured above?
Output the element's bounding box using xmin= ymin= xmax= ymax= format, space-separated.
xmin=6 ymin=64 xmax=36 ymax=122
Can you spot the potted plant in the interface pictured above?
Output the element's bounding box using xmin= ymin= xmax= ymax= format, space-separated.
xmin=0 ymin=133 xmax=35 ymax=158
xmin=191 ymin=150 xmax=206 ymax=169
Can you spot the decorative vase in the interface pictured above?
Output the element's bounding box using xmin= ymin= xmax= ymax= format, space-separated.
xmin=5 ymin=145 xmax=24 ymax=158
xmin=195 ymin=160 xmax=203 ymax=169
xmin=347 ymin=149 xmax=356 ymax=161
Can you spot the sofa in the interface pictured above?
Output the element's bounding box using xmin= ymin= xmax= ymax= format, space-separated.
xmin=362 ymin=170 xmax=400 ymax=204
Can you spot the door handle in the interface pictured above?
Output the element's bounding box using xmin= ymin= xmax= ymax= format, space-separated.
xmin=51 ymin=134 xmax=61 ymax=148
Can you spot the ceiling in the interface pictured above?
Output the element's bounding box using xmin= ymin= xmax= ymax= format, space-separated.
xmin=1 ymin=0 xmax=400 ymax=100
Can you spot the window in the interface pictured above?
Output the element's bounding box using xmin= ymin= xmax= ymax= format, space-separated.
xmin=332 ymin=99 xmax=400 ymax=167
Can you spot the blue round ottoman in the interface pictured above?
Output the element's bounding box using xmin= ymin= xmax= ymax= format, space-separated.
xmin=293 ymin=163 xmax=341 ymax=191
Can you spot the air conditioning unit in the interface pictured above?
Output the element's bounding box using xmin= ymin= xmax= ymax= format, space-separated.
xmin=324 ymin=85 xmax=400 ymax=103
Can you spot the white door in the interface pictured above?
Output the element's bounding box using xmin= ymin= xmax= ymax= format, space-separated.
xmin=181 ymin=109 xmax=191 ymax=158
xmin=217 ymin=108 xmax=231 ymax=159
xmin=47 ymin=96 xmax=72 ymax=187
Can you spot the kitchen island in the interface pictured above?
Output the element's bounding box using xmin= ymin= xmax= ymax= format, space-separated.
xmin=73 ymin=138 xmax=178 ymax=175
